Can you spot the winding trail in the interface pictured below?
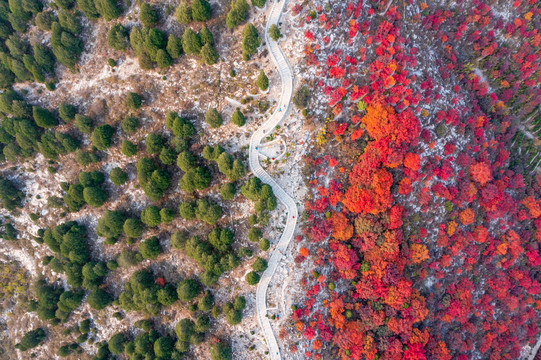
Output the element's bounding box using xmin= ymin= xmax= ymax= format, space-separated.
xmin=250 ymin=1 xmax=296 ymax=359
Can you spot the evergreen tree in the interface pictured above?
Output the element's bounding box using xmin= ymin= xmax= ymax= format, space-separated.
xmin=191 ymin=0 xmax=211 ymax=22
xmin=91 ymin=124 xmax=114 ymax=150
xmin=58 ymin=103 xmax=76 ymax=123
xmin=231 ymin=108 xmax=246 ymax=126
xmin=74 ymin=114 xmax=93 ymax=134
xmin=87 ymin=289 xmax=113 ymax=310
xmin=139 ymin=236 xmax=161 ymax=259
xmin=205 ymin=107 xmax=222 ymax=128
xmin=268 ymin=23 xmax=281 ymax=41
xmin=95 ymin=0 xmax=123 ymax=21
xmin=166 ymin=34 xmax=183 ymax=59
xmin=16 ymin=328 xmax=46 ymax=351
xmin=110 ymin=167 xmax=127 ymax=185
xmin=126 ymin=92 xmax=142 ymax=110
xmin=121 ymin=116 xmax=138 ymax=134
xmin=176 ymin=279 xmax=200 ymax=302
xmin=175 ymin=2 xmax=191 ymax=25
xmin=246 ymin=271 xmax=259 ymax=285
xmin=33 ymin=106 xmax=57 ymax=128
xmin=58 ymin=9 xmax=82 ymax=34
xmin=181 ymin=28 xmax=201 ymax=56
xmin=139 ymin=2 xmax=158 ymax=27
xmin=199 ymin=26 xmax=214 ymax=45
xmin=107 ymin=24 xmax=128 ymax=50
xmin=220 ymin=182 xmax=236 ymax=200
xmin=121 ymin=140 xmax=137 ymax=157
xmin=77 ymin=0 xmax=100 ymax=19
xmin=226 ymin=0 xmax=249 ymax=29
xmin=123 ymin=218 xmax=143 ymax=238
xmin=256 ymin=70 xmax=268 ymax=91
xmin=200 ymin=43 xmax=218 ymax=65
xmin=156 ymin=49 xmax=172 ymax=68
xmin=241 ymin=23 xmax=261 ymax=60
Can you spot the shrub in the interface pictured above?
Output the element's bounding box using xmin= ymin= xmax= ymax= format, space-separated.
xmin=139 ymin=237 xmax=161 ymax=259
xmin=182 ymin=28 xmax=201 ymax=55
xmin=166 ymin=34 xmax=183 ymax=59
xmin=110 ymin=167 xmax=128 ymax=185
xmin=126 ymin=92 xmax=142 ymax=110
xmin=268 ymin=23 xmax=281 ymax=40
xmin=231 ymin=108 xmax=246 ymax=126
xmin=201 ymin=43 xmax=218 ymax=65
xmin=139 ymin=2 xmax=158 ymax=27
xmin=205 ymin=108 xmax=222 ymax=128
xmin=145 ymin=133 xmax=163 ymax=154
xmin=87 ymin=289 xmax=113 ymax=310
xmin=58 ymin=103 xmax=76 ymax=123
xmin=191 ymin=0 xmax=211 ymax=22
xmin=83 ymin=187 xmax=107 ymax=207
xmin=220 ymin=182 xmax=236 ymax=200
xmin=91 ymin=124 xmax=114 ymax=150
xmin=33 ymin=106 xmax=57 ymax=128
xmin=107 ymin=24 xmax=128 ymax=50
xmin=241 ymin=23 xmax=260 ymax=60
xmin=121 ymin=140 xmax=137 ymax=156
xmin=141 ymin=206 xmax=162 ymax=227
xmin=74 ymin=114 xmax=93 ymax=134
xmin=175 ymin=2 xmax=192 ymax=24
xmin=246 ymin=271 xmax=260 ymax=285
xmin=179 ymin=201 xmax=195 ymax=220
xmin=292 ymin=86 xmax=311 ymax=109
xmin=256 ymin=70 xmax=269 ymax=91
xmin=252 ymin=0 xmax=266 ymax=7
xmin=177 ymin=279 xmax=200 ymax=302
xmin=252 ymin=257 xmax=267 ymax=272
